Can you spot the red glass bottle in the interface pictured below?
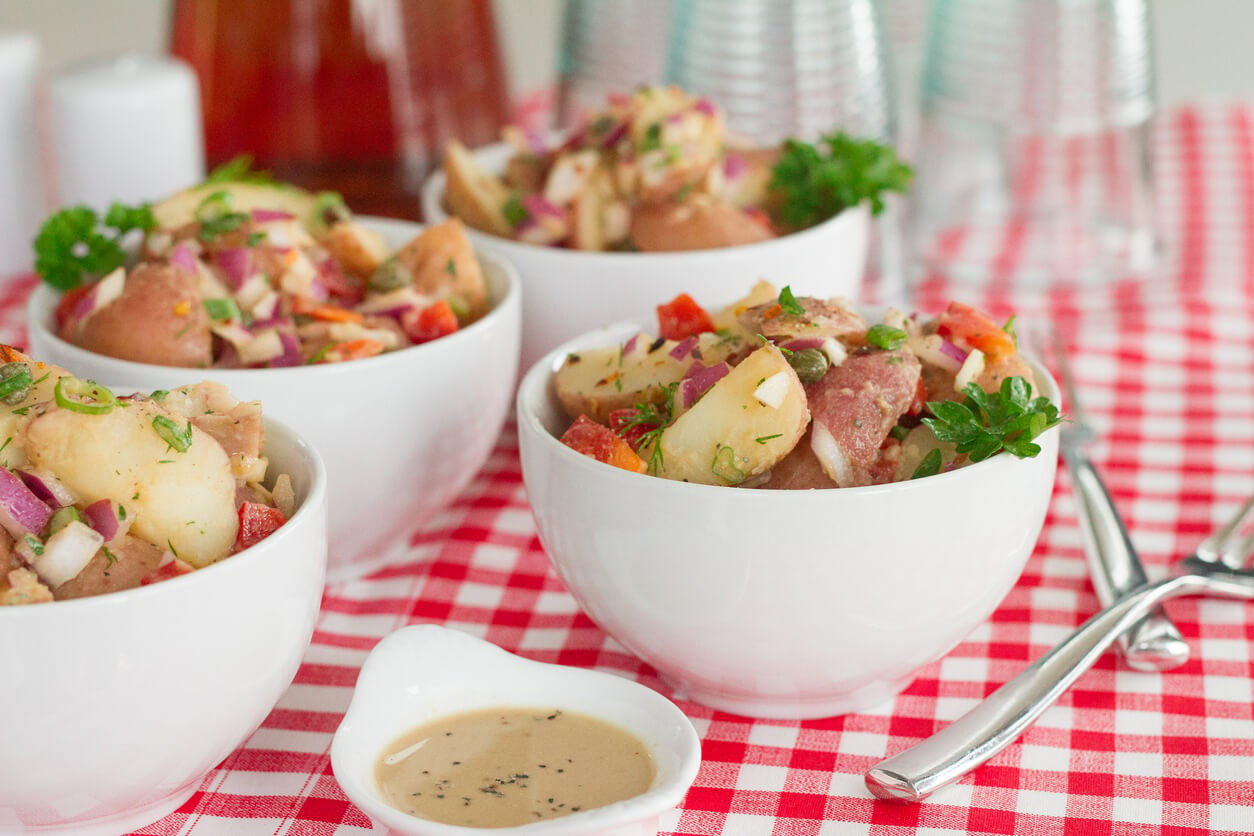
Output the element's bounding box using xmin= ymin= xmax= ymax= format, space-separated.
xmin=171 ymin=0 xmax=510 ymax=219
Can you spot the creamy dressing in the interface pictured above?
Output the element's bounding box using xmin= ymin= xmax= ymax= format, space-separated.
xmin=375 ymin=708 xmax=655 ymax=828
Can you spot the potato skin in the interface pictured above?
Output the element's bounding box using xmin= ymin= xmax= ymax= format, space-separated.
xmin=393 ymin=218 xmax=490 ymax=319
xmin=630 ymin=196 xmax=775 ymax=252
xmin=67 ymin=264 xmax=212 ymax=368
xmin=54 ymin=535 xmax=163 ymax=601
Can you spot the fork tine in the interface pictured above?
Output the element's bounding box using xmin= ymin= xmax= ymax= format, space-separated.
xmin=1196 ymin=494 xmax=1254 ymax=567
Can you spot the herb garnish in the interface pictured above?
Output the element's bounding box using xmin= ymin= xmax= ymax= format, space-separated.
xmin=102 ymin=546 xmax=118 ymax=567
xmin=1003 ymin=314 xmax=1018 ymax=347
xmin=769 ymin=131 xmax=912 ymax=230
xmin=911 ymin=448 xmax=943 ymax=479
xmin=34 ymin=202 xmax=155 ymax=290
xmin=614 ymin=382 xmax=679 ymax=474
xmin=203 ymin=154 xmax=274 ymax=185
xmin=755 ymin=434 xmax=783 ymax=444
xmin=503 ymin=194 xmax=529 ymax=227
xmin=922 ymin=377 xmax=1062 ymax=462
xmin=641 ymin=122 xmax=662 ymax=152
xmin=866 ymin=324 xmax=908 ymax=350
xmin=195 ymin=191 xmax=248 ymax=240
xmin=778 ymin=285 xmax=805 ymax=317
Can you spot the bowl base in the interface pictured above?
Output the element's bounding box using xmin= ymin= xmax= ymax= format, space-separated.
xmin=12 ymin=784 xmax=196 ymax=834
xmin=665 ymin=675 xmax=914 ymax=720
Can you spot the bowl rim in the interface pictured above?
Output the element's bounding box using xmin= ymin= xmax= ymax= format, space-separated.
xmin=330 ymin=624 xmax=703 ymax=836
xmin=517 ymin=314 xmax=1062 ymax=500
xmin=0 ymin=412 xmax=327 ymax=617
xmin=25 ymin=215 xmax=522 ymax=381
xmin=420 ymin=139 xmax=868 ymax=263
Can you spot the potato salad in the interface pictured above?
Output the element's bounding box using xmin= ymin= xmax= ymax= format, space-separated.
xmin=0 ymin=348 xmax=292 ymax=605
xmin=36 ymin=175 xmax=489 ymax=369
xmin=443 ymin=85 xmax=911 ymax=252
xmin=555 ymin=284 xmax=1060 ymax=488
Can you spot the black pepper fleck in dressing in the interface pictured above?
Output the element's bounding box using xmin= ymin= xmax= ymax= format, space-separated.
xmin=375 ymin=707 xmax=655 ymax=828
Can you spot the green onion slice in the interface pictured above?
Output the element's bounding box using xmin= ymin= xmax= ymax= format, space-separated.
xmin=203 ymin=297 xmax=242 ymax=321
xmin=54 ymin=377 xmax=116 ymax=414
xmin=152 ymin=415 xmax=193 ymax=453
xmin=711 ymin=444 xmax=747 ymax=484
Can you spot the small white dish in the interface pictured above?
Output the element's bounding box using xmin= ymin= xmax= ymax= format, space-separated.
xmin=331 ymin=625 xmax=702 ymax=836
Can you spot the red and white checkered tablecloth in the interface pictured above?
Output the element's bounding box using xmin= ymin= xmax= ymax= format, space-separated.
xmin=4 ymin=103 xmax=1253 ymax=835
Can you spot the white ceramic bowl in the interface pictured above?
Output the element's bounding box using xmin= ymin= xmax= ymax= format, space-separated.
xmin=331 ymin=625 xmax=702 ymax=836
xmin=0 ymin=417 xmax=327 ymax=835
xmin=28 ymin=217 xmax=521 ymax=579
xmin=517 ymin=321 xmax=1061 ymax=720
xmin=421 ymin=141 xmax=870 ymax=372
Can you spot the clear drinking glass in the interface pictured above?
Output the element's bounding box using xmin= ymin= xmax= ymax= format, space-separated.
xmin=909 ymin=0 xmax=1159 ymax=287
xmin=666 ymin=0 xmax=897 ymax=145
xmin=557 ymin=0 xmax=675 ymax=125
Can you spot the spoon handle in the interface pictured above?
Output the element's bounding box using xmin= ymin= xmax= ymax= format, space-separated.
xmin=1063 ymin=446 xmax=1190 ymax=671
xmin=864 ymin=574 xmax=1198 ymax=802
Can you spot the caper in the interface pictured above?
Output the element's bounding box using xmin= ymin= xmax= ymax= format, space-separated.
xmin=311 ymin=191 xmax=352 ymax=233
xmin=369 ymin=258 xmax=413 ymax=293
xmin=787 ymin=348 xmax=829 ymax=384
xmin=0 ymin=362 xmax=33 ymax=405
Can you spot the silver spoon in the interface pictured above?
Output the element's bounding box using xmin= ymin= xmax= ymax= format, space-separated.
xmin=865 ymin=494 xmax=1254 ymax=802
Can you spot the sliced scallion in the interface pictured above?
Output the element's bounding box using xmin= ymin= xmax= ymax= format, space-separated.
xmin=54 ymin=377 xmax=116 ymax=414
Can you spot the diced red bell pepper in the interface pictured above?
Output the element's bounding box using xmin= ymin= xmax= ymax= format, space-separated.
xmin=403 ymin=299 xmax=460 ymax=344
xmin=234 ymin=502 xmax=287 ymax=552
xmin=140 ymin=557 xmax=195 ymax=586
xmin=937 ymin=301 xmax=1016 ymax=362
xmin=656 ymin=293 xmax=715 ymax=342
xmin=560 ymin=415 xmax=647 ymax=473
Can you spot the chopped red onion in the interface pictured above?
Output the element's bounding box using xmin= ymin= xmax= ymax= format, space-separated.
xmin=522 ymin=194 xmax=565 ymax=221
xmin=524 ymin=129 xmax=548 ymax=155
xmin=600 ymin=121 xmax=628 ymax=148
xmin=679 ymin=362 xmax=730 ymax=409
xmin=0 ymin=468 xmax=52 ymax=538
xmin=623 ymin=334 xmax=640 ymax=355
xmin=70 ymin=284 xmax=99 ymax=321
xmin=722 ymin=153 xmax=747 ymax=180
xmin=270 ymin=332 xmax=304 ymax=368
xmin=780 ymin=338 xmax=827 ymax=352
xmin=16 ymin=469 xmax=75 ymax=508
xmin=669 ymin=336 xmax=697 ymax=360
xmin=251 ymin=209 xmax=294 ymax=222
xmin=939 ymin=339 xmax=968 ymax=364
xmin=214 ymin=248 xmax=254 ymax=290
xmin=169 ymin=243 xmax=198 ymax=275
xmin=83 ymin=498 xmax=121 ymax=541
xmin=694 ymin=98 xmax=716 ymax=116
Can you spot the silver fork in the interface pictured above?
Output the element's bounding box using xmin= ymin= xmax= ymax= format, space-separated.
xmin=865 ymin=495 xmax=1254 ymax=802
xmin=1048 ymin=325 xmax=1190 ymax=671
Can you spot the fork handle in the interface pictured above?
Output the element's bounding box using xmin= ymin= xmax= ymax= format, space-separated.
xmin=865 ymin=574 xmax=1201 ymax=802
xmin=1063 ymin=446 xmax=1190 ymax=671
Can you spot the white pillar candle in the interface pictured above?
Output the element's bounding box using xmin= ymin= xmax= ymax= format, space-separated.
xmin=0 ymin=33 xmax=45 ymax=277
xmin=50 ymin=53 xmax=205 ymax=212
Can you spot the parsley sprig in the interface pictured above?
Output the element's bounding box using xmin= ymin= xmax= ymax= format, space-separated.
xmin=34 ymin=202 xmax=155 ymax=291
xmin=769 ymin=131 xmax=912 ymax=230
xmin=922 ymin=377 xmax=1062 ymax=462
